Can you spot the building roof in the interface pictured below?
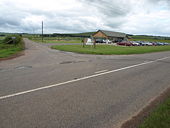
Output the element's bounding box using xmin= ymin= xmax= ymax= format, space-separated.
xmin=99 ymin=30 xmax=126 ymax=38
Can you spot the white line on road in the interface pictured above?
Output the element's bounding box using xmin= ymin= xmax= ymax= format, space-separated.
xmin=95 ymin=70 xmax=108 ymax=74
xmin=0 ymin=56 xmax=169 ymax=100
xmin=156 ymin=57 xmax=169 ymax=61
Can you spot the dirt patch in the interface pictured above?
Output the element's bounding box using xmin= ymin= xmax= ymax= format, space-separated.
xmin=120 ymin=87 xmax=170 ymax=128
xmin=0 ymin=51 xmax=25 ymax=62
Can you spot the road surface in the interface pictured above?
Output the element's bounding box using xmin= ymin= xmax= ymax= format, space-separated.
xmin=0 ymin=39 xmax=170 ymax=128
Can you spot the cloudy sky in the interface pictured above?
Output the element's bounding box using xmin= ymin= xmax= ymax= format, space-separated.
xmin=0 ymin=0 xmax=170 ymax=36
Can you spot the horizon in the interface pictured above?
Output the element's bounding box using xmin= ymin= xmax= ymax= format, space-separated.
xmin=0 ymin=31 xmax=170 ymax=38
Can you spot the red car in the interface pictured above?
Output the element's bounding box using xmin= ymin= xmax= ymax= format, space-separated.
xmin=117 ymin=41 xmax=133 ymax=46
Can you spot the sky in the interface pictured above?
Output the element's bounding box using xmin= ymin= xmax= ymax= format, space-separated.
xmin=0 ymin=0 xmax=170 ymax=36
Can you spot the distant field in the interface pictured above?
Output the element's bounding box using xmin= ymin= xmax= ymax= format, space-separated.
xmin=33 ymin=39 xmax=81 ymax=43
xmin=29 ymin=37 xmax=82 ymax=43
xmin=51 ymin=45 xmax=170 ymax=55
xmin=0 ymin=36 xmax=5 ymax=40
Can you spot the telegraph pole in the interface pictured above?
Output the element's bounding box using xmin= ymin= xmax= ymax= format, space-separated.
xmin=42 ymin=21 xmax=43 ymax=42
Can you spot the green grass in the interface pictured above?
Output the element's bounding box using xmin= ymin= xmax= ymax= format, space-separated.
xmin=29 ymin=37 xmax=82 ymax=44
xmin=0 ymin=40 xmax=24 ymax=58
xmin=32 ymin=39 xmax=81 ymax=43
xmin=0 ymin=36 xmax=6 ymax=40
xmin=51 ymin=45 xmax=170 ymax=55
xmin=139 ymin=97 xmax=170 ymax=128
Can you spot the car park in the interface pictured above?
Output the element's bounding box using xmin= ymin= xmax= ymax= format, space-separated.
xmin=117 ymin=40 xmax=169 ymax=47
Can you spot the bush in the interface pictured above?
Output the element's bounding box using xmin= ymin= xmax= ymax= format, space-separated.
xmin=2 ymin=35 xmax=22 ymax=45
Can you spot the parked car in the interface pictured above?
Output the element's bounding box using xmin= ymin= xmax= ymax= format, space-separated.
xmin=105 ymin=39 xmax=112 ymax=44
xmin=135 ymin=41 xmax=144 ymax=46
xmin=95 ymin=39 xmax=113 ymax=44
xmin=96 ymin=39 xmax=105 ymax=43
xmin=117 ymin=41 xmax=133 ymax=46
xmin=156 ymin=42 xmax=164 ymax=45
xmin=138 ymin=41 xmax=152 ymax=46
xmin=151 ymin=42 xmax=157 ymax=46
xmin=131 ymin=41 xmax=140 ymax=46
xmin=144 ymin=42 xmax=153 ymax=46
xmin=163 ymin=43 xmax=169 ymax=45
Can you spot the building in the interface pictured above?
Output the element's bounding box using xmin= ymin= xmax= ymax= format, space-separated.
xmin=92 ymin=30 xmax=127 ymax=42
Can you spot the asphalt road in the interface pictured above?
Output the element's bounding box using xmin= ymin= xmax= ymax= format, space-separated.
xmin=0 ymin=39 xmax=170 ymax=128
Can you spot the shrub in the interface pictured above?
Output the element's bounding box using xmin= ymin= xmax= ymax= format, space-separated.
xmin=2 ymin=35 xmax=22 ymax=45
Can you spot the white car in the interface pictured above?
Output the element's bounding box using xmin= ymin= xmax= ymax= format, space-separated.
xmin=142 ymin=42 xmax=153 ymax=46
xmin=131 ymin=41 xmax=140 ymax=46
xmin=105 ymin=39 xmax=112 ymax=44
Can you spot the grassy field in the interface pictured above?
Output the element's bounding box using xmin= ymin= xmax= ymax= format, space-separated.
xmin=0 ymin=37 xmax=24 ymax=58
xmin=29 ymin=37 xmax=82 ymax=44
xmin=51 ymin=45 xmax=170 ymax=55
xmin=139 ymin=97 xmax=170 ymax=128
xmin=0 ymin=36 xmax=6 ymax=40
xmin=33 ymin=39 xmax=81 ymax=43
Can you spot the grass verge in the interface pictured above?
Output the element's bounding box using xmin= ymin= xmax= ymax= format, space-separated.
xmin=51 ymin=45 xmax=170 ymax=55
xmin=0 ymin=38 xmax=24 ymax=58
xmin=139 ymin=97 xmax=170 ymax=128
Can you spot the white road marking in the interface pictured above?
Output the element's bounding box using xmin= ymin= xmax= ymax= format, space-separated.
xmin=156 ymin=57 xmax=169 ymax=61
xmin=95 ymin=70 xmax=108 ymax=74
xmin=0 ymin=57 xmax=169 ymax=100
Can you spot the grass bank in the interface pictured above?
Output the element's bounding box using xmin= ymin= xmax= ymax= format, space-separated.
xmin=51 ymin=45 xmax=170 ymax=55
xmin=139 ymin=97 xmax=170 ymax=128
xmin=0 ymin=35 xmax=24 ymax=58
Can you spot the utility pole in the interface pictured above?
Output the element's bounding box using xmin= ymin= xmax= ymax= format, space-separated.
xmin=42 ymin=21 xmax=43 ymax=42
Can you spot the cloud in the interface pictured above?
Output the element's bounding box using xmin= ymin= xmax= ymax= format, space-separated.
xmin=79 ymin=0 xmax=131 ymax=31
xmin=0 ymin=0 xmax=170 ymax=36
xmin=80 ymin=0 xmax=130 ymax=17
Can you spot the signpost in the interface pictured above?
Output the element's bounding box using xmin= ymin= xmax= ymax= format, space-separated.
xmin=42 ymin=21 xmax=43 ymax=42
xmin=11 ymin=37 xmax=16 ymax=45
xmin=91 ymin=35 xmax=96 ymax=48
